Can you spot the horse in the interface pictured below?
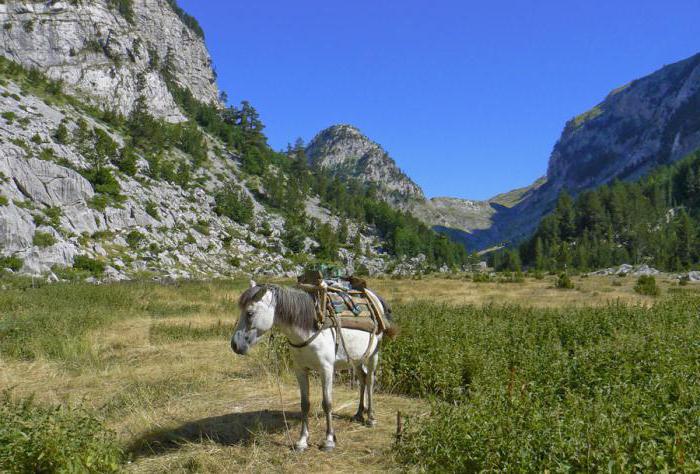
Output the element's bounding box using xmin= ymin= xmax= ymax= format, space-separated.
xmin=230 ymin=280 xmax=396 ymax=452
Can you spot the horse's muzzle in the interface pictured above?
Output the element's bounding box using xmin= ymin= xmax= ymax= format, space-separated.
xmin=231 ymin=331 xmax=251 ymax=355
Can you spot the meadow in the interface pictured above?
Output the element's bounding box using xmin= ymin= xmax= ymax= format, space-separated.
xmin=1 ymin=273 xmax=698 ymax=472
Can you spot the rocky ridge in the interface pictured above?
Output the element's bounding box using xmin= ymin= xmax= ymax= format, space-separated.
xmin=0 ymin=0 xmax=219 ymax=121
xmin=305 ymin=124 xmax=424 ymax=203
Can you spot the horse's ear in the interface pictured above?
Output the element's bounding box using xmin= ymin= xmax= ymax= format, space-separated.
xmin=249 ymin=279 xmax=257 ymax=288
xmin=252 ymin=286 xmax=268 ymax=302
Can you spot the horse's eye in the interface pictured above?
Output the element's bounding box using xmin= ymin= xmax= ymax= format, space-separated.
xmin=246 ymin=310 xmax=254 ymax=320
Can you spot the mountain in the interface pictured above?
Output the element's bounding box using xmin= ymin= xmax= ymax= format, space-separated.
xmin=0 ymin=0 xmax=219 ymax=121
xmin=0 ymin=1 xmax=427 ymax=280
xmin=304 ymin=123 xmax=549 ymax=250
xmin=465 ymin=51 xmax=700 ymax=251
xmin=305 ymin=125 xmax=424 ymax=202
xmin=308 ymin=52 xmax=700 ymax=252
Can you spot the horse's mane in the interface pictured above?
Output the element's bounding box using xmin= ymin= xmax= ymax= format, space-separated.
xmin=239 ymin=284 xmax=316 ymax=331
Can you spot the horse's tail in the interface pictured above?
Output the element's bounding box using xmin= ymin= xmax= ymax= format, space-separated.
xmin=367 ymin=291 xmax=399 ymax=339
xmin=383 ymin=323 xmax=400 ymax=340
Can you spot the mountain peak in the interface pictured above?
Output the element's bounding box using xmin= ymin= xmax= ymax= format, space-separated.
xmin=306 ymin=124 xmax=425 ymax=202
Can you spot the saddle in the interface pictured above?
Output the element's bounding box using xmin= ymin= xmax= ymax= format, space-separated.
xmin=297 ymin=270 xmax=387 ymax=335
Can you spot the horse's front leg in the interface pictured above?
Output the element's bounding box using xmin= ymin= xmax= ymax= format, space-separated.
xmin=294 ymin=368 xmax=310 ymax=451
xmin=319 ymin=364 xmax=336 ymax=451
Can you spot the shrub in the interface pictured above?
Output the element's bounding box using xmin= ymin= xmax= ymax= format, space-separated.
xmin=0 ymin=195 xmax=7 ymax=206
xmin=0 ymin=393 xmax=123 ymax=473
xmin=214 ymin=183 xmax=254 ymax=224
xmin=114 ymin=146 xmax=138 ymax=176
xmin=192 ymin=219 xmax=210 ymax=236
xmin=387 ymin=297 xmax=700 ymax=471
xmin=0 ymin=256 xmax=23 ymax=272
xmin=472 ymin=273 xmax=491 ymax=283
xmin=53 ymin=122 xmax=70 ymax=144
xmin=144 ymin=200 xmax=159 ymax=220
xmin=555 ymin=273 xmax=574 ymax=289
xmin=32 ymin=231 xmax=56 ymax=248
xmin=126 ymin=230 xmax=145 ymax=249
xmin=73 ymin=255 xmax=106 ymax=276
xmin=107 ymin=0 xmax=134 ymax=24
xmin=1 ymin=111 xmax=16 ymax=124
xmin=634 ymin=275 xmax=660 ymax=296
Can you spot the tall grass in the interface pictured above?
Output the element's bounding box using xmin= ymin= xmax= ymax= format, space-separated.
xmin=383 ymin=297 xmax=700 ymax=471
xmin=0 ymin=392 xmax=123 ymax=473
xmin=0 ymin=282 xmax=145 ymax=364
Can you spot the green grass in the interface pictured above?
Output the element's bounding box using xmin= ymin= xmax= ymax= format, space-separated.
xmin=0 ymin=282 xmax=144 ymax=364
xmin=0 ymin=392 xmax=123 ymax=473
xmin=384 ymin=297 xmax=700 ymax=471
xmin=149 ymin=320 xmax=232 ymax=344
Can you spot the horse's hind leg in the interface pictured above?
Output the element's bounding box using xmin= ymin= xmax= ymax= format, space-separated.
xmin=294 ymin=368 xmax=310 ymax=452
xmin=365 ymin=351 xmax=379 ymax=427
xmin=319 ymin=365 xmax=336 ymax=451
xmin=352 ymin=364 xmax=367 ymax=423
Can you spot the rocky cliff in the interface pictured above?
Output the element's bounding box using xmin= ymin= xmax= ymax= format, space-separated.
xmin=425 ymin=52 xmax=700 ymax=251
xmin=463 ymin=51 xmax=700 ymax=250
xmin=0 ymin=3 xmax=398 ymax=281
xmin=548 ymin=52 xmax=700 ymax=192
xmin=0 ymin=0 xmax=219 ymax=121
xmin=306 ymin=125 xmax=425 ymax=202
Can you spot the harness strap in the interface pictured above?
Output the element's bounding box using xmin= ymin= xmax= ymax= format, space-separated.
xmin=287 ymin=318 xmax=334 ymax=348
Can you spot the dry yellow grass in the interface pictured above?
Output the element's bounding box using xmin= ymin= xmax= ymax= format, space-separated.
xmin=369 ymin=273 xmax=676 ymax=307
xmin=0 ymin=275 xmax=686 ymax=472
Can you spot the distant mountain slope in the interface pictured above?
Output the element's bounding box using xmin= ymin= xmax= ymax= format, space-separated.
xmin=455 ymin=51 xmax=700 ymax=250
xmin=548 ymin=52 xmax=700 ymax=191
xmin=305 ymin=125 xmax=425 ymax=202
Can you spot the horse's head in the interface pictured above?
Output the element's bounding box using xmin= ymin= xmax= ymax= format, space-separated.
xmin=231 ymin=280 xmax=275 ymax=355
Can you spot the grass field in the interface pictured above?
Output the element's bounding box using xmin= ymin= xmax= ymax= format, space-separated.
xmin=0 ymin=274 xmax=698 ymax=472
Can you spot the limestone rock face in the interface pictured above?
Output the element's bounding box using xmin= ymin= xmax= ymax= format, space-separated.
xmin=306 ymin=124 xmax=425 ymax=203
xmin=430 ymin=52 xmax=700 ymax=251
xmin=0 ymin=0 xmax=219 ymax=121
xmin=547 ymin=53 xmax=700 ymax=193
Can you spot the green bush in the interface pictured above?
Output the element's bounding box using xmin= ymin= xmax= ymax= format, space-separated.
xmin=53 ymin=122 xmax=70 ymax=144
xmin=214 ymin=183 xmax=254 ymax=224
xmin=1 ymin=111 xmax=16 ymax=124
xmin=32 ymin=231 xmax=56 ymax=248
xmin=126 ymin=230 xmax=145 ymax=249
xmin=472 ymin=272 xmax=491 ymax=283
xmin=634 ymin=275 xmax=660 ymax=296
xmin=555 ymin=272 xmax=574 ymax=289
xmin=0 ymin=195 xmax=8 ymax=206
xmin=73 ymin=255 xmax=106 ymax=276
xmin=386 ymin=297 xmax=700 ymax=471
xmin=0 ymin=256 xmax=23 ymax=272
xmin=0 ymin=393 xmax=123 ymax=473
xmin=144 ymin=200 xmax=159 ymax=220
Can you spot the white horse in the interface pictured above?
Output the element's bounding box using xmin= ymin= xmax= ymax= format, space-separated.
xmin=230 ymin=280 xmax=396 ymax=451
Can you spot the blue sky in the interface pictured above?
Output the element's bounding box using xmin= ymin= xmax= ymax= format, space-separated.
xmin=179 ymin=0 xmax=699 ymax=200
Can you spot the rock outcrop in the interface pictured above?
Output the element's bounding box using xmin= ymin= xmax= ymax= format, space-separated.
xmin=306 ymin=125 xmax=424 ymax=203
xmin=0 ymin=0 xmax=219 ymax=121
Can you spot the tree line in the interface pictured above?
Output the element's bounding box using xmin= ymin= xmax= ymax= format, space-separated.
xmin=496 ymin=149 xmax=700 ymax=272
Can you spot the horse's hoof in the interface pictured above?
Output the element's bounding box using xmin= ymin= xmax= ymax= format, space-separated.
xmin=365 ymin=418 xmax=377 ymax=427
xmin=351 ymin=413 xmax=365 ymax=423
xmin=320 ymin=442 xmax=335 ymax=452
xmin=293 ymin=443 xmax=308 ymax=452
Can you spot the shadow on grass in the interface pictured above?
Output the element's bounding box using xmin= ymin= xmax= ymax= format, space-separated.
xmin=127 ymin=409 xmax=298 ymax=457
